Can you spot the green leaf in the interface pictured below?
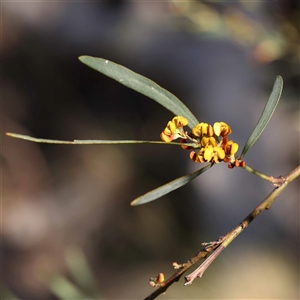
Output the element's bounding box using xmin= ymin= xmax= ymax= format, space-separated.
xmin=79 ymin=56 xmax=199 ymax=129
xmin=65 ymin=246 xmax=100 ymax=298
xmin=131 ymin=164 xmax=212 ymax=206
xmin=240 ymin=76 xmax=283 ymax=159
xmin=6 ymin=132 xmax=196 ymax=147
xmin=47 ymin=275 xmax=90 ymax=299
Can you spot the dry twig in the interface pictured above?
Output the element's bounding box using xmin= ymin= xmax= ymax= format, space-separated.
xmin=144 ymin=165 xmax=300 ymax=299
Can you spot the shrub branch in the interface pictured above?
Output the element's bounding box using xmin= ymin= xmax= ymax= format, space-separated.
xmin=144 ymin=165 xmax=300 ymax=299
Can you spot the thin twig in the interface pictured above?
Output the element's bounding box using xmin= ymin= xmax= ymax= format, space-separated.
xmin=242 ymin=164 xmax=271 ymax=181
xmin=242 ymin=165 xmax=289 ymax=187
xmin=144 ymin=165 xmax=300 ymax=299
xmin=184 ymin=245 xmax=224 ymax=284
xmin=143 ymin=239 xmax=223 ymax=300
xmin=184 ymin=165 xmax=299 ymax=283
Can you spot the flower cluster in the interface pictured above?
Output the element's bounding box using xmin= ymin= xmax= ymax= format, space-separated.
xmin=160 ymin=116 xmax=244 ymax=167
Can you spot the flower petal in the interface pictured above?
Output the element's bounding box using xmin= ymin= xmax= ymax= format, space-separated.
xmin=230 ymin=142 xmax=239 ymax=155
xmin=173 ymin=116 xmax=188 ymax=127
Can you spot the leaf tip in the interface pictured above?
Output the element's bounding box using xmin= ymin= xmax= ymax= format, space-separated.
xmin=130 ymin=199 xmax=139 ymax=206
xmin=276 ymin=75 xmax=283 ymax=88
xmin=78 ymin=55 xmax=93 ymax=63
xmin=277 ymin=75 xmax=283 ymax=81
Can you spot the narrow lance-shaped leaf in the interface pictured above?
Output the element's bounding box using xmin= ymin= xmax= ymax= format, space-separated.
xmin=78 ymin=56 xmax=199 ymax=129
xmin=131 ymin=164 xmax=212 ymax=206
xmin=240 ymin=76 xmax=283 ymax=159
xmin=5 ymin=132 xmax=196 ymax=147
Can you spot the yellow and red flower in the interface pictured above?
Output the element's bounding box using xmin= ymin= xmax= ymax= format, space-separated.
xmin=160 ymin=116 xmax=242 ymax=167
xmin=213 ymin=122 xmax=232 ymax=137
xmin=190 ymin=145 xmax=225 ymax=164
xmin=160 ymin=116 xmax=188 ymax=142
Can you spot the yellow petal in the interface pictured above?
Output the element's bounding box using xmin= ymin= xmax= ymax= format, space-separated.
xmin=168 ymin=121 xmax=176 ymax=133
xmin=204 ymin=145 xmax=213 ymax=161
xmin=207 ymin=124 xmax=214 ymax=137
xmin=213 ymin=122 xmax=221 ymax=136
xmin=230 ymin=142 xmax=239 ymax=155
xmin=220 ymin=122 xmax=232 ymax=135
xmin=173 ymin=116 xmax=188 ymax=127
xmin=209 ymin=137 xmax=217 ymax=147
xmin=192 ymin=123 xmax=203 ymax=137
xmin=214 ymin=122 xmax=232 ymax=136
xmin=214 ymin=147 xmax=225 ymax=159
xmin=160 ymin=131 xmax=173 ymax=142
xmin=202 ymin=123 xmax=209 ymax=135
xmin=201 ymin=136 xmax=210 ymax=147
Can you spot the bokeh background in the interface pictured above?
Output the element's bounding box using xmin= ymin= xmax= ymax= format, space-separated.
xmin=2 ymin=1 xmax=299 ymax=299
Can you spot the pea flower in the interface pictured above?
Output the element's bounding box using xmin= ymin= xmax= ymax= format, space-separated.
xmin=213 ymin=122 xmax=232 ymax=137
xmin=160 ymin=116 xmax=188 ymax=142
xmin=223 ymin=140 xmax=240 ymax=165
xmin=190 ymin=145 xmax=225 ymax=164
xmin=160 ymin=116 xmax=242 ymax=167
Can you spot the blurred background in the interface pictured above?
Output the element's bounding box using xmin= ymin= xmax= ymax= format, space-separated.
xmin=2 ymin=1 xmax=299 ymax=299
